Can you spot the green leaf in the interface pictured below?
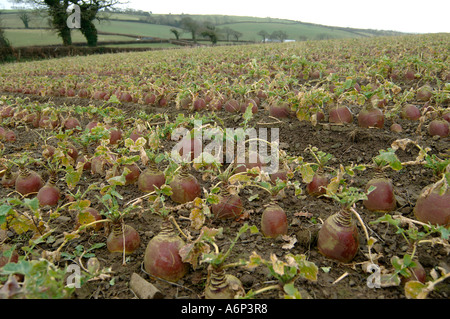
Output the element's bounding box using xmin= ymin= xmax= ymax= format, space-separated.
xmin=438 ymin=226 xmax=449 ymax=240
xmin=107 ymin=174 xmax=127 ymax=186
xmin=283 ymin=283 xmax=302 ymax=299
xmin=23 ymin=198 xmax=39 ymax=213
xmin=249 ymin=225 xmax=259 ymax=234
xmin=374 ymin=148 xmax=402 ymax=170
xmin=243 ymin=104 xmax=254 ymax=122
xmin=107 ymin=95 xmax=121 ymax=104
xmin=0 ymin=204 xmax=13 ymax=224
xmin=86 ymin=243 xmax=106 ymax=252
xmin=1 ymin=259 xmax=32 ymax=276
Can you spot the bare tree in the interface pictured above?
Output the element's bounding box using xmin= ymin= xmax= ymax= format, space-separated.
xmin=180 ymin=16 xmax=200 ymax=43
xmin=257 ymin=30 xmax=269 ymax=43
xmin=222 ymin=27 xmax=237 ymax=42
xmin=231 ymin=30 xmax=243 ymax=41
xmin=200 ymin=22 xmax=218 ymax=45
xmin=270 ymin=30 xmax=288 ymax=42
xmin=12 ymin=0 xmax=122 ymax=46
xmin=18 ymin=10 xmax=32 ymax=28
xmin=0 ymin=11 xmax=11 ymax=49
xmin=170 ymin=28 xmax=181 ymax=40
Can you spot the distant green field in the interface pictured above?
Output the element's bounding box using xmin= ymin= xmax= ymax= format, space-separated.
xmin=220 ymin=22 xmax=361 ymax=42
xmin=102 ymin=42 xmax=179 ymax=48
xmin=94 ymin=20 xmax=181 ymax=38
xmin=4 ymin=29 xmax=138 ymax=47
xmin=0 ymin=9 xmax=405 ymax=47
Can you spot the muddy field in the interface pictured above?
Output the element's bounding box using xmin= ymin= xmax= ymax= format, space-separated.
xmin=0 ymin=90 xmax=448 ymax=300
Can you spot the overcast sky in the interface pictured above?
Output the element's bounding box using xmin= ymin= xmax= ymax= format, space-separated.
xmin=117 ymin=0 xmax=450 ymax=33
xmin=1 ymin=0 xmax=449 ymax=33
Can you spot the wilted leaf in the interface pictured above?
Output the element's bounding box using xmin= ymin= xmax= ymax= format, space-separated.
xmin=294 ymin=211 xmax=313 ymax=218
xmin=77 ymin=210 xmax=96 ymax=228
xmin=125 ymin=137 xmax=147 ymax=152
xmin=229 ymin=173 xmax=252 ymax=184
xmin=8 ymin=215 xmax=33 ymax=235
xmin=380 ymin=273 xmax=401 ymax=287
xmin=245 ymin=251 xmax=263 ymax=270
xmin=391 ymin=138 xmax=414 ymax=151
xmin=281 ymin=235 xmax=297 ymax=249
xmin=0 ymin=275 xmax=22 ymax=298
xmin=190 ymin=207 xmax=205 ymax=230
xmin=293 ymin=254 xmax=318 ymax=282
xmin=270 ymin=254 xmax=285 ymax=276
xmin=179 ymin=241 xmax=210 ymax=270
xmin=299 ymin=164 xmax=315 ymax=184
xmin=405 ymin=281 xmax=428 ymax=299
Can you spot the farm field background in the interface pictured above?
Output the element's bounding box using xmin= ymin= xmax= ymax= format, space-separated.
xmin=1 ymin=9 xmax=405 ymax=48
xmin=0 ymin=32 xmax=449 ymax=300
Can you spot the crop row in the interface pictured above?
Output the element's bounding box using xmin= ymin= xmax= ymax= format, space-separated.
xmin=0 ymin=33 xmax=449 ymax=299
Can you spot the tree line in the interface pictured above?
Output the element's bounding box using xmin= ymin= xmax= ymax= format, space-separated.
xmin=0 ymin=2 xmax=295 ymax=47
xmin=6 ymin=0 xmax=121 ymax=47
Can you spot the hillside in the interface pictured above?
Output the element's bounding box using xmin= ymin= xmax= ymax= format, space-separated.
xmin=0 ymin=9 xmax=406 ymax=48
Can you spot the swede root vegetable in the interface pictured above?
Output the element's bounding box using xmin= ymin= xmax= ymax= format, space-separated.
xmin=212 ymin=188 xmax=243 ymax=219
xmin=109 ymin=128 xmax=123 ymax=145
xmin=443 ymin=111 xmax=450 ymax=123
xmin=268 ymin=102 xmax=291 ymax=118
xmin=403 ymin=259 xmax=427 ymax=284
xmin=138 ymin=162 xmax=165 ymax=193
xmin=363 ymin=177 xmax=396 ymax=212
xmin=224 ymin=99 xmax=241 ymax=113
xmin=233 ymin=150 xmax=263 ymax=175
xmin=4 ymin=131 xmax=16 ymax=142
xmin=204 ymin=265 xmax=245 ymax=299
xmin=306 ymin=174 xmax=328 ymax=196
xmin=416 ymin=85 xmax=433 ymax=102
xmin=107 ymin=223 xmax=140 ymax=254
xmin=178 ymin=136 xmax=202 ymax=161
xmin=240 ymin=98 xmax=258 ymax=114
xmin=15 ymin=167 xmax=44 ymax=196
xmin=37 ymin=171 xmax=60 ymax=207
xmin=269 ymin=170 xmax=287 ymax=184
xmin=401 ymin=104 xmax=421 ymax=121
xmin=261 ymin=203 xmax=288 ymax=238
xmin=200 ymin=224 xmax=251 ymax=299
xmin=363 ymin=149 xmax=399 ymax=213
xmin=169 ymin=166 xmax=201 ymax=204
xmin=317 ymin=209 xmax=359 ymax=263
xmin=428 ymin=119 xmax=449 ymax=137
xmin=304 ymin=146 xmax=332 ymax=197
xmin=390 ymin=123 xmax=403 ymax=133
xmin=357 ymin=106 xmax=384 ymax=128
xmin=193 ymin=98 xmax=206 ymax=111
xmin=328 ymin=105 xmax=353 ymax=124
xmin=123 ymin=163 xmax=140 ymax=185
xmin=317 ymin=184 xmax=372 ymax=263
xmin=413 ymin=181 xmax=450 ymax=227
xmin=143 ymin=220 xmax=189 ymax=282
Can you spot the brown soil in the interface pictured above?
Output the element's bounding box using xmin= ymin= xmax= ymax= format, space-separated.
xmin=1 ymin=92 xmax=449 ymax=300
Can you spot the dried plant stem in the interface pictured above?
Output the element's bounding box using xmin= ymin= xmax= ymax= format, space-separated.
xmin=350 ymin=206 xmax=374 ymax=264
